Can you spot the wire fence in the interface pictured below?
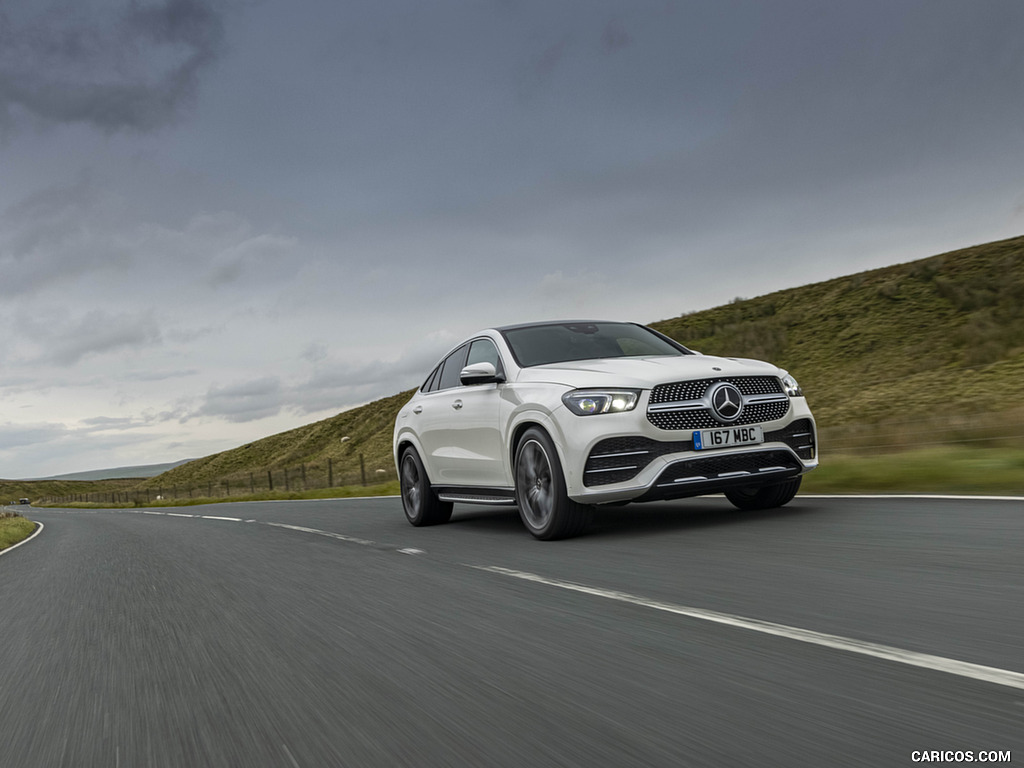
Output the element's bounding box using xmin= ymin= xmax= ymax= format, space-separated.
xmin=41 ymin=455 xmax=398 ymax=507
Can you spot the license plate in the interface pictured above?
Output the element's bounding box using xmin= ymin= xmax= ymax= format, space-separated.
xmin=693 ymin=425 xmax=764 ymax=450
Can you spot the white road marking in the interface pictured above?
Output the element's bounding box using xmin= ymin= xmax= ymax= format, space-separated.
xmin=201 ymin=516 xmax=243 ymax=522
xmin=264 ymin=522 xmax=375 ymax=546
xmin=166 ymin=513 xmax=194 ymax=518
xmin=0 ymin=521 xmax=44 ymax=557
xmin=398 ymin=548 xmax=425 ymax=555
xmin=799 ymin=494 xmax=1024 ymax=502
xmin=474 ymin=565 xmax=1024 ymax=692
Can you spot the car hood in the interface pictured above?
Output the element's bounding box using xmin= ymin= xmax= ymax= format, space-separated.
xmin=514 ymin=355 xmax=783 ymax=389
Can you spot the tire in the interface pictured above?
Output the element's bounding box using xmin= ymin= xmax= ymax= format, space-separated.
xmin=724 ymin=476 xmax=802 ymax=511
xmin=399 ymin=448 xmax=453 ymax=526
xmin=514 ymin=428 xmax=590 ymax=540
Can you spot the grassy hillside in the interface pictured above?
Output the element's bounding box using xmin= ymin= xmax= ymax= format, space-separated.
xmin=134 ymin=390 xmax=415 ymax=493
xmin=31 ymin=234 xmax=1024 ymax=504
xmin=651 ymin=235 xmax=1024 ymax=449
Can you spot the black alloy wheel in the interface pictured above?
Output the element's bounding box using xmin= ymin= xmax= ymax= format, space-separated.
xmin=724 ymin=476 xmax=802 ymax=511
xmin=399 ymin=448 xmax=453 ymax=526
xmin=514 ymin=427 xmax=590 ymax=540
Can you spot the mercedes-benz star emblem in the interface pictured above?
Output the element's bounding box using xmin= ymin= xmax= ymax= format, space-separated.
xmin=708 ymin=382 xmax=743 ymax=422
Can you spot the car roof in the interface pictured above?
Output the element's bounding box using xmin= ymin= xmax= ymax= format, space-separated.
xmin=492 ymin=319 xmax=626 ymax=332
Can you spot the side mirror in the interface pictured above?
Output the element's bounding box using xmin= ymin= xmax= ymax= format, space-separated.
xmin=459 ymin=361 xmax=505 ymax=386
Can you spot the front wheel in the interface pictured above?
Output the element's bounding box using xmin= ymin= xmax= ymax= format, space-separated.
xmin=724 ymin=476 xmax=802 ymax=511
xmin=514 ymin=428 xmax=590 ymax=540
xmin=399 ymin=448 xmax=453 ymax=526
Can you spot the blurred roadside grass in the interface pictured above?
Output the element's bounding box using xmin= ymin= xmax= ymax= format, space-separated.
xmin=0 ymin=513 xmax=36 ymax=551
xmin=802 ymin=446 xmax=1024 ymax=495
xmin=41 ymin=481 xmax=402 ymax=510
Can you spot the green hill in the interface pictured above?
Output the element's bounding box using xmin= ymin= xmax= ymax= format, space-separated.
xmin=651 ymin=234 xmax=1024 ymax=451
xmin=32 ymin=234 xmax=1024 ymax=504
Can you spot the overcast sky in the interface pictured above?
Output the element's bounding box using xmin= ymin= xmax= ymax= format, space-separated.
xmin=2 ymin=0 xmax=1023 ymax=478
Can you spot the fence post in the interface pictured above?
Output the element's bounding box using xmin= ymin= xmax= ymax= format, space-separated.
xmin=328 ymin=458 xmax=333 ymax=488
xmin=268 ymin=470 xmax=274 ymax=491
xmin=302 ymin=463 xmax=307 ymax=490
xmin=360 ymin=453 xmax=366 ymax=486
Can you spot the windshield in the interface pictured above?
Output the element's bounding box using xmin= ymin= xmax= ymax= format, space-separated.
xmin=501 ymin=322 xmax=689 ymax=367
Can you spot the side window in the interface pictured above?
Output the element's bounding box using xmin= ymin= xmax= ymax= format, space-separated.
xmin=421 ymin=365 xmax=441 ymax=393
xmin=437 ymin=344 xmax=470 ymax=391
xmin=466 ymin=338 xmax=505 ymax=376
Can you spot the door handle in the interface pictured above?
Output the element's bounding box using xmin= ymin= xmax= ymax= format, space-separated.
xmin=413 ymin=405 xmax=423 ymax=414
xmin=451 ymin=400 xmax=463 ymax=410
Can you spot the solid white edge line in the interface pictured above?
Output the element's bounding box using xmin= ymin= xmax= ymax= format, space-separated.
xmin=798 ymin=494 xmax=1024 ymax=501
xmin=0 ymin=520 xmax=44 ymax=557
xmin=473 ymin=565 xmax=1024 ymax=692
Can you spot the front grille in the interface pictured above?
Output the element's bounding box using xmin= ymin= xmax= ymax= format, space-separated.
xmin=649 ymin=376 xmax=783 ymax=404
xmin=647 ymin=376 xmax=789 ymax=431
xmin=655 ymin=450 xmax=801 ymax=486
xmin=647 ymin=400 xmax=790 ymax=430
xmin=765 ymin=418 xmax=816 ymax=460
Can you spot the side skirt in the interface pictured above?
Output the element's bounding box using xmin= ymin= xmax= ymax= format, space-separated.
xmin=433 ymin=486 xmax=517 ymax=506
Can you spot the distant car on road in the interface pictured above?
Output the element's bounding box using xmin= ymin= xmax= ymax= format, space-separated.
xmin=18 ymin=498 xmax=30 ymax=505
xmin=394 ymin=320 xmax=817 ymax=539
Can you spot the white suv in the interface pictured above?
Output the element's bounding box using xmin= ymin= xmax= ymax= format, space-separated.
xmin=393 ymin=321 xmax=817 ymax=539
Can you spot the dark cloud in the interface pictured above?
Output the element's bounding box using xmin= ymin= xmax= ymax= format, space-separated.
xmin=195 ymin=376 xmax=285 ymax=423
xmin=0 ymin=0 xmax=226 ymax=132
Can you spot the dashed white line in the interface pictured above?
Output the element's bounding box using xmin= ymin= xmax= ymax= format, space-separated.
xmin=200 ymin=516 xmax=243 ymax=522
xmin=474 ymin=565 xmax=1024 ymax=692
xmin=264 ymin=522 xmax=375 ymax=546
xmin=398 ymin=548 xmax=425 ymax=555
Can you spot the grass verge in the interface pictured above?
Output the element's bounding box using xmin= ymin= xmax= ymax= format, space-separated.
xmin=0 ymin=514 xmax=36 ymax=551
xmin=36 ymin=481 xmax=402 ymax=510
xmin=802 ymin=446 xmax=1024 ymax=495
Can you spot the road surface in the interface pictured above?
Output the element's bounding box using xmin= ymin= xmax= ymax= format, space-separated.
xmin=2 ymin=495 xmax=1021 ymax=766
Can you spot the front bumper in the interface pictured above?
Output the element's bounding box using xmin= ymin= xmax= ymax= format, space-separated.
xmin=557 ymin=395 xmax=817 ymax=504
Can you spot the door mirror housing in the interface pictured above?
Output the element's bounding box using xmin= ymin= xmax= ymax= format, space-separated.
xmin=459 ymin=361 xmax=505 ymax=386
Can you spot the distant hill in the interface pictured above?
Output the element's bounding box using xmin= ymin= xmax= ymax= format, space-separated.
xmin=29 ymin=459 xmax=196 ymax=482
xmin=37 ymin=234 xmax=1024 ymax=500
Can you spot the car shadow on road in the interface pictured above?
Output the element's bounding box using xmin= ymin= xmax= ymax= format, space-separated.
xmin=585 ymin=498 xmax=827 ymax=540
xmin=448 ymin=498 xmax=828 ymax=539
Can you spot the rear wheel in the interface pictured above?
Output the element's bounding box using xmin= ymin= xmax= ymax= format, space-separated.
xmin=399 ymin=448 xmax=453 ymax=526
xmin=725 ymin=476 xmax=802 ymax=511
xmin=514 ymin=428 xmax=590 ymax=540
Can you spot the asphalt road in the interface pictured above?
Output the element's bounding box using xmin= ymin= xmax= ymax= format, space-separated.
xmin=2 ymin=495 xmax=1021 ymax=767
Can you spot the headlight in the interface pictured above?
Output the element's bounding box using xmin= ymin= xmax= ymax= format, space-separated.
xmin=561 ymin=389 xmax=640 ymax=416
xmin=781 ymin=375 xmax=803 ymax=397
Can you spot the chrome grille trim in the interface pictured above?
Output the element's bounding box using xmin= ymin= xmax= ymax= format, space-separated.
xmin=585 ymin=465 xmax=640 ymax=474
